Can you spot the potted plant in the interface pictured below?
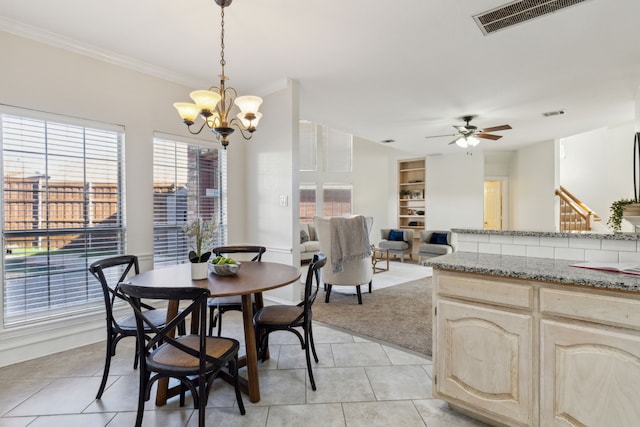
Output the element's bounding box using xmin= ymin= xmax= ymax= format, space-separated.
xmin=183 ymin=217 xmax=216 ymax=279
xmin=607 ymin=198 xmax=640 ymax=232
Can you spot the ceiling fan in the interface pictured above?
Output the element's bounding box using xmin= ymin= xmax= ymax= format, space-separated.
xmin=425 ymin=115 xmax=512 ymax=148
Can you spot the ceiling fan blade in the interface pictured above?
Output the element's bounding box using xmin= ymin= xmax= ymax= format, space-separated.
xmin=448 ymin=138 xmax=460 ymax=145
xmin=481 ymin=124 xmax=512 ymax=132
xmin=454 ymin=125 xmax=469 ymax=133
xmin=477 ymin=133 xmax=502 ymax=140
xmin=425 ymin=133 xmax=457 ymax=139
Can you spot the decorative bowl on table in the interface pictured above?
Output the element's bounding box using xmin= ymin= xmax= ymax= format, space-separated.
xmin=208 ymin=261 xmax=241 ymax=276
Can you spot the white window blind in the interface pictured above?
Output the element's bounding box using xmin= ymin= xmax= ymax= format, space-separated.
xmin=152 ymin=136 xmax=226 ymax=268
xmin=299 ymin=185 xmax=317 ymax=223
xmin=323 ymin=127 xmax=352 ymax=172
xmin=1 ymin=110 xmax=125 ymax=326
xmin=322 ymin=184 xmax=352 ymax=217
xmin=299 ymin=121 xmax=317 ymax=172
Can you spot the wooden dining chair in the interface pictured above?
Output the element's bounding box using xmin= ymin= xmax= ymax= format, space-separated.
xmin=207 ymin=245 xmax=266 ymax=336
xmin=89 ymin=255 xmax=185 ymax=400
xmin=120 ymin=283 xmax=245 ymax=427
xmin=254 ymin=253 xmax=327 ymax=390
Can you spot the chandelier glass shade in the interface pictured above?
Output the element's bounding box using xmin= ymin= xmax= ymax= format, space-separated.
xmin=173 ymin=0 xmax=262 ymax=149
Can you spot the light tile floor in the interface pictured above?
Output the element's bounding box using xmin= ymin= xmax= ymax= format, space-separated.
xmin=0 ymin=310 xmax=488 ymax=427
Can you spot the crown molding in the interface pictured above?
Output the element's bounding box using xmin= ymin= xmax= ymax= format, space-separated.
xmin=0 ymin=16 xmax=200 ymax=89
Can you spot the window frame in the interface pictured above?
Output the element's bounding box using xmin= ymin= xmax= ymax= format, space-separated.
xmin=152 ymin=133 xmax=227 ymax=268
xmin=1 ymin=105 xmax=126 ymax=327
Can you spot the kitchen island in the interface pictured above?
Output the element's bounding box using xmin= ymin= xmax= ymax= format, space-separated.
xmin=427 ymin=248 xmax=640 ymax=427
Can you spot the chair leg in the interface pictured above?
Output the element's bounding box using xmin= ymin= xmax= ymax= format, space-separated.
xmin=208 ymin=306 xmax=216 ymax=336
xmin=325 ymin=284 xmax=332 ymax=303
xmin=231 ymin=357 xmax=246 ymax=415
xmin=96 ymin=341 xmax=111 ymax=399
xmin=308 ymin=322 xmax=319 ymax=363
xmin=368 ymin=280 xmax=372 ymax=293
xmin=96 ymin=334 xmax=114 ymax=399
xmin=304 ymin=326 xmax=317 ymax=391
xmin=217 ymin=310 xmax=223 ymax=337
xmin=134 ymin=368 xmax=147 ymax=427
xmin=133 ymin=338 xmax=140 ymax=369
xmin=356 ymin=285 xmax=362 ymax=304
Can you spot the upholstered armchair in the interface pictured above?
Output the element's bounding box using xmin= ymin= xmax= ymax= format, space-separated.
xmin=378 ymin=229 xmax=414 ymax=262
xmin=314 ymin=216 xmax=373 ymax=304
xmin=417 ymin=230 xmax=455 ymax=263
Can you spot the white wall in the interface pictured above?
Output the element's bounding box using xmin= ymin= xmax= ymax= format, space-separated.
xmin=560 ymin=122 xmax=636 ymax=231
xmin=509 ymin=141 xmax=556 ymax=231
xmin=244 ymin=80 xmax=300 ymax=303
xmin=426 ymin=152 xmax=485 ymax=230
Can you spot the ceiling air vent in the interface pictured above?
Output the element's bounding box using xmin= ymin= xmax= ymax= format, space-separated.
xmin=473 ymin=0 xmax=592 ymax=35
xmin=542 ymin=109 xmax=566 ymax=117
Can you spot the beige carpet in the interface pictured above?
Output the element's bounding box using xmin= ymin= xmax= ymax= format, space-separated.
xmin=312 ymin=277 xmax=432 ymax=356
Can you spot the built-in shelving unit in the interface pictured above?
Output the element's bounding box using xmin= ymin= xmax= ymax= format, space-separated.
xmin=398 ymin=157 xmax=425 ymax=257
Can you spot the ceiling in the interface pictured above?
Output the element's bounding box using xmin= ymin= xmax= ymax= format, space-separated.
xmin=1 ymin=0 xmax=639 ymax=155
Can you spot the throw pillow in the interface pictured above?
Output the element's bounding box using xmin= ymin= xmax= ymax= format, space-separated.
xmin=388 ymin=229 xmax=404 ymax=241
xmin=300 ymin=229 xmax=310 ymax=244
xmin=430 ymin=232 xmax=449 ymax=245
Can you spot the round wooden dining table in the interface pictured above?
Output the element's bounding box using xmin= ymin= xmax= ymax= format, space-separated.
xmin=127 ymin=261 xmax=301 ymax=404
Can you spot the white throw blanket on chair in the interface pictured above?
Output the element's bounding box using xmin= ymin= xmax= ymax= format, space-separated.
xmin=330 ymin=215 xmax=372 ymax=274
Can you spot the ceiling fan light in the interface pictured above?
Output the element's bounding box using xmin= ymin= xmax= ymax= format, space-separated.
xmin=455 ymin=137 xmax=468 ymax=148
xmin=468 ymin=136 xmax=480 ymax=147
xmin=190 ymin=90 xmax=222 ymax=113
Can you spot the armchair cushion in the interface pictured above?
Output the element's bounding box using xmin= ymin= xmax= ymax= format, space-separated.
xmin=388 ymin=229 xmax=405 ymax=241
xmin=430 ymin=232 xmax=449 ymax=245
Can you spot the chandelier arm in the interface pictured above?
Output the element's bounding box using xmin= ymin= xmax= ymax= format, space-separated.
xmin=186 ymin=120 xmax=209 ymax=135
xmin=229 ymin=118 xmax=256 ymax=140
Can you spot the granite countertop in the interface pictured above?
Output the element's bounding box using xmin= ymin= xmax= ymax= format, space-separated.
xmin=426 ymin=252 xmax=640 ymax=293
xmin=452 ymin=228 xmax=640 ymax=241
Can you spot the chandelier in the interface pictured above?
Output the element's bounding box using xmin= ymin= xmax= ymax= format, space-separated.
xmin=173 ymin=0 xmax=262 ymax=149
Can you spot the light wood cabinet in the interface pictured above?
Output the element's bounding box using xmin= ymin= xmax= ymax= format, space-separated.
xmin=398 ymin=158 xmax=425 ymax=257
xmin=433 ymin=269 xmax=640 ymax=427
xmin=436 ymin=300 xmax=534 ymax=426
xmin=434 ymin=272 xmax=535 ymax=427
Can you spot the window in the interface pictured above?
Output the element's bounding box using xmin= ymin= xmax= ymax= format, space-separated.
xmin=1 ymin=109 xmax=125 ymax=326
xmin=152 ymin=136 xmax=226 ymax=268
xmin=299 ymin=185 xmax=317 ymax=223
xmin=323 ymin=127 xmax=352 ymax=173
xmin=299 ymin=121 xmax=317 ymax=172
xmin=323 ymin=185 xmax=352 ymax=217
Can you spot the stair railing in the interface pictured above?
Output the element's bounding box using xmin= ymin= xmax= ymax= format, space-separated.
xmin=555 ymin=186 xmax=601 ymax=232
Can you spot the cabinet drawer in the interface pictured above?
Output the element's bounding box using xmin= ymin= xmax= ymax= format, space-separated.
xmin=540 ymin=287 xmax=640 ymax=331
xmin=437 ymin=272 xmax=533 ymax=310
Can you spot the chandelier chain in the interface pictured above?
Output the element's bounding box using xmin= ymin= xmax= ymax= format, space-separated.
xmin=220 ymin=4 xmax=226 ymax=75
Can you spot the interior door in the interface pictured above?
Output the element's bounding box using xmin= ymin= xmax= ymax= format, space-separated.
xmin=484 ymin=180 xmax=503 ymax=230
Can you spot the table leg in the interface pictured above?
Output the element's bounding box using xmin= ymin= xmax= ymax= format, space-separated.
xmin=155 ymin=299 xmax=179 ymax=406
xmin=241 ymin=293 xmax=260 ymax=402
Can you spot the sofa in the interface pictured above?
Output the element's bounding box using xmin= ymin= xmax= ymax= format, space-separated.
xmin=300 ymin=222 xmax=321 ymax=261
xmin=378 ymin=228 xmax=414 ymax=262
xmin=418 ymin=230 xmax=455 ymax=263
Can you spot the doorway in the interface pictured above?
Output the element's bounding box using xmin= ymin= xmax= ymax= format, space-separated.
xmin=484 ymin=179 xmax=507 ymax=230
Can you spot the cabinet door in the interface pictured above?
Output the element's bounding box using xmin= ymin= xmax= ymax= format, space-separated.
xmin=435 ymin=300 xmax=534 ymax=426
xmin=541 ymin=320 xmax=640 ymax=427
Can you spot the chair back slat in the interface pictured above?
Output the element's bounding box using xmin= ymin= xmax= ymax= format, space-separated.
xmin=212 ymin=245 xmax=266 ymax=262
xmin=120 ymin=283 xmax=214 ymax=366
xmin=304 ymin=253 xmax=327 ymax=311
